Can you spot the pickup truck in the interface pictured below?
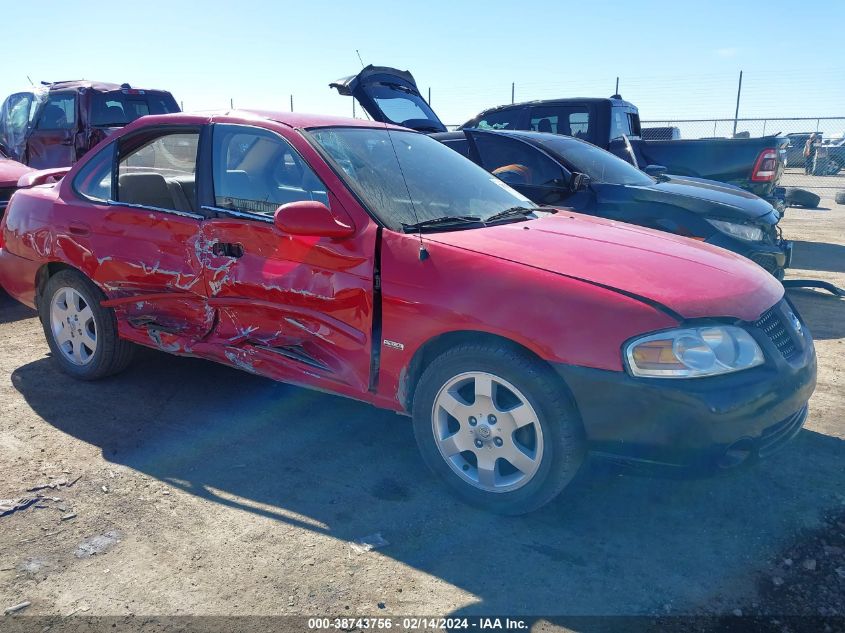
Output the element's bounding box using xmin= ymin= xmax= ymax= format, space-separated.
xmin=0 ymin=80 xmax=180 ymax=169
xmin=330 ymin=66 xmax=787 ymax=206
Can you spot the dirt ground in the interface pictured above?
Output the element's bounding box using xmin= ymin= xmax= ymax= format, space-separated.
xmin=0 ymin=194 xmax=843 ymax=628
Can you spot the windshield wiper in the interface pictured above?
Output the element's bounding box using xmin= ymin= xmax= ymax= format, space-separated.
xmin=401 ymin=215 xmax=483 ymax=233
xmin=484 ymin=206 xmax=539 ymax=223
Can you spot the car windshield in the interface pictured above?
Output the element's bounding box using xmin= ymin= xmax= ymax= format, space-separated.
xmin=531 ymin=135 xmax=654 ymax=186
xmin=308 ymin=127 xmax=538 ymax=231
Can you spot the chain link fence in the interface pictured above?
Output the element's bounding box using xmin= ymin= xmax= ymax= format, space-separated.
xmin=641 ymin=117 xmax=845 ymax=195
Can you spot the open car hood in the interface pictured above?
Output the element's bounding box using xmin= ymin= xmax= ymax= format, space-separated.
xmin=425 ymin=212 xmax=783 ymax=322
xmin=329 ymin=65 xmax=447 ymax=133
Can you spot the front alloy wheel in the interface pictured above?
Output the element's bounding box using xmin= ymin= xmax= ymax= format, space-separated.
xmin=432 ymin=371 xmax=543 ymax=492
xmin=412 ymin=343 xmax=585 ymax=514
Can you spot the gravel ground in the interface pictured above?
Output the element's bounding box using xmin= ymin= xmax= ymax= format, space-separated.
xmin=0 ymin=194 xmax=843 ymax=629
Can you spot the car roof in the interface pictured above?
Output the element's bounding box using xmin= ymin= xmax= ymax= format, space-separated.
xmin=474 ymin=96 xmax=637 ymax=116
xmin=42 ymin=80 xmax=172 ymax=93
xmin=115 ymin=110 xmax=412 ymax=134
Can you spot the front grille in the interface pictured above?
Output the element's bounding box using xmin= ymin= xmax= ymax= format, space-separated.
xmin=753 ymin=303 xmax=800 ymax=361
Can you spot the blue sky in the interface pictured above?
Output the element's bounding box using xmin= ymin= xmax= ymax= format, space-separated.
xmin=3 ymin=0 xmax=843 ymax=129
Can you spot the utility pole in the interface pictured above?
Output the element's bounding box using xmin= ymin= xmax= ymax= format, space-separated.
xmin=732 ymin=70 xmax=743 ymax=138
xmin=353 ymin=99 xmax=356 ymax=118
xmin=511 ymin=82 xmax=515 ymax=104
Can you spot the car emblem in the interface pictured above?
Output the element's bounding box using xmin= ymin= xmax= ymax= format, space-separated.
xmin=477 ymin=425 xmax=491 ymax=439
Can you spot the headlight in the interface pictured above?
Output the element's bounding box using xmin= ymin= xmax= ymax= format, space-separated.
xmin=707 ymin=219 xmax=765 ymax=242
xmin=625 ymin=325 xmax=764 ymax=378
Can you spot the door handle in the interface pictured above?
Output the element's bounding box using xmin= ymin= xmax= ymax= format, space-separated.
xmin=68 ymin=222 xmax=90 ymax=237
xmin=211 ymin=242 xmax=244 ymax=258
xmin=61 ymin=139 xmax=74 ymax=146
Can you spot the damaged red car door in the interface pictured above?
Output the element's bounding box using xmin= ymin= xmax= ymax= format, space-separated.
xmin=67 ymin=124 xmax=212 ymax=345
xmin=197 ymin=122 xmax=377 ymax=395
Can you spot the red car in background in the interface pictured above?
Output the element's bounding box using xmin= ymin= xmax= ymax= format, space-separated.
xmin=0 ymin=111 xmax=817 ymax=514
xmin=0 ymin=81 xmax=180 ymax=169
xmin=0 ymin=146 xmax=34 ymax=215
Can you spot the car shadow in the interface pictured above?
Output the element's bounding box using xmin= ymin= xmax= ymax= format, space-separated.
xmin=788 ymin=240 xmax=845 ymax=274
xmin=787 ymin=288 xmax=845 ymax=340
xmin=0 ymin=288 xmax=37 ymax=324
xmin=11 ymin=349 xmax=845 ymax=615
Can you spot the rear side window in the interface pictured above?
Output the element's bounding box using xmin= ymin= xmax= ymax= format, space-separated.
xmin=117 ymin=131 xmax=199 ymax=212
xmin=609 ymin=109 xmax=642 ymax=140
xmin=36 ymin=93 xmax=76 ymax=130
xmin=211 ymin=124 xmax=328 ymax=217
xmin=73 ymin=143 xmax=115 ymax=202
xmin=91 ymin=93 xmax=179 ymax=127
xmin=475 ymin=109 xmax=521 ymax=130
xmin=529 ymin=106 xmax=590 ymax=138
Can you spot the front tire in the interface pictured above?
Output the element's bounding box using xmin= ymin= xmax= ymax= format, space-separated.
xmin=411 ymin=342 xmax=585 ymax=515
xmin=39 ymin=270 xmax=135 ymax=380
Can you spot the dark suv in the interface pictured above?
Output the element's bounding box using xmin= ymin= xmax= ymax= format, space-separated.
xmin=0 ymin=81 xmax=180 ymax=169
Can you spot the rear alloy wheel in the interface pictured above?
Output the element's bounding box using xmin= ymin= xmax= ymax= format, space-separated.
xmin=50 ymin=287 xmax=98 ymax=366
xmin=412 ymin=343 xmax=585 ymax=514
xmin=40 ymin=270 xmax=135 ymax=380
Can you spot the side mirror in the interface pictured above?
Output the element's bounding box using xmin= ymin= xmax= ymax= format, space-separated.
xmin=644 ymin=164 xmax=668 ymax=177
xmin=273 ymin=200 xmax=355 ymax=239
xmin=569 ymin=172 xmax=591 ymax=191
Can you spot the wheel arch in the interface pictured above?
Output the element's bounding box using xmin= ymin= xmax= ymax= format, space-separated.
xmin=401 ymin=329 xmax=580 ymax=417
xmin=35 ymin=262 xmax=86 ymax=309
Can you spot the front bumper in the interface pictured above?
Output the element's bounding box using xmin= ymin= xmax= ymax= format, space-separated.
xmin=706 ymin=233 xmax=792 ymax=275
xmin=555 ymin=300 xmax=816 ymax=470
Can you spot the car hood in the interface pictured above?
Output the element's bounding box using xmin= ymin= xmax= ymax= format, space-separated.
xmin=625 ymin=175 xmax=777 ymax=220
xmin=425 ymin=212 xmax=783 ymax=322
xmin=0 ymin=158 xmax=34 ymax=188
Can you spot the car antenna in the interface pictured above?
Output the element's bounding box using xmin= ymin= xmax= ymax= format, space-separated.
xmin=356 ymin=49 xmax=365 ymax=68
xmin=26 ymin=75 xmax=34 ymax=86
xmin=384 ymin=126 xmax=429 ymax=261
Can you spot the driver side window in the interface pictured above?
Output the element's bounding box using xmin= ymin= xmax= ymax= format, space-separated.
xmin=212 ymin=125 xmax=328 ymax=217
xmin=473 ymin=134 xmax=564 ymax=187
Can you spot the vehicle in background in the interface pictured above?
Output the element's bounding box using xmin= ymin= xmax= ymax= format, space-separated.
xmin=460 ymin=99 xmax=788 ymax=206
xmin=0 ymin=81 xmax=180 ymax=169
xmin=434 ymin=129 xmax=792 ymax=278
xmin=0 ymin=146 xmax=34 ymax=217
xmin=782 ymin=132 xmax=817 ymax=167
xmin=0 ymin=110 xmax=816 ymax=514
xmin=330 ymin=66 xmax=788 ymax=207
xmin=813 ymin=135 xmax=844 ymax=175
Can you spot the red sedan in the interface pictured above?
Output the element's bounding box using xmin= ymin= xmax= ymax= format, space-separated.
xmin=0 ymin=111 xmax=816 ymax=514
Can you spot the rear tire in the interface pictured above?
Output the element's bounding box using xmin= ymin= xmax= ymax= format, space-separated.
xmin=784 ymin=187 xmax=820 ymax=209
xmin=39 ymin=270 xmax=135 ymax=380
xmin=411 ymin=342 xmax=585 ymax=515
